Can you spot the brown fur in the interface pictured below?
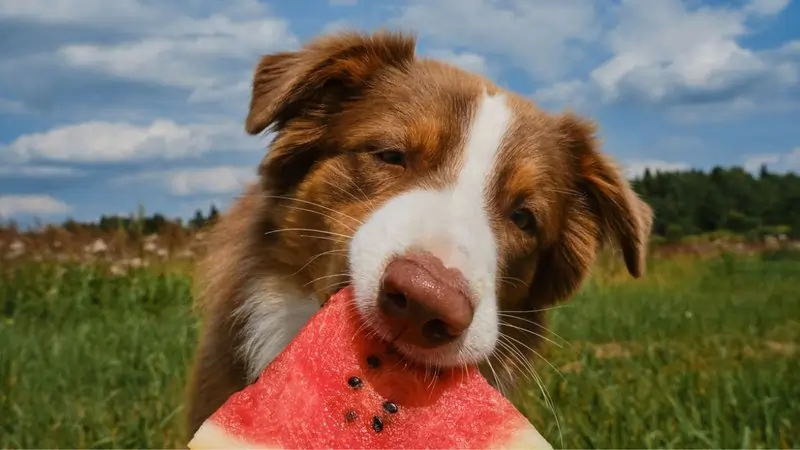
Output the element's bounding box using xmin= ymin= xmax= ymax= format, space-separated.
xmin=184 ymin=29 xmax=653 ymax=438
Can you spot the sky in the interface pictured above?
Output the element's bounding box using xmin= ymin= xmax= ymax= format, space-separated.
xmin=0 ymin=0 xmax=798 ymax=223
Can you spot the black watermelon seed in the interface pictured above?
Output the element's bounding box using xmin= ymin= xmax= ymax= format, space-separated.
xmin=383 ymin=401 xmax=398 ymax=414
xmin=345 ymin=410 xmax=358 ymax=422
xmin=371 ymin=416 xmax=384 ymax=433
xmin=347 ymin=376 xmax=363 ymax=388
xmin=366 ymin=355 xmax=381 ymax=368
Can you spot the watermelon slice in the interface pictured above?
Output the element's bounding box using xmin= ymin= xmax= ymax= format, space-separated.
xmin=188 ymin=286 xmax=552 ymax=449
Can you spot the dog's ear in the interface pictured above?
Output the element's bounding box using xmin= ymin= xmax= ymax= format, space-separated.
xmin=531 ymin=113 xmax=654 ymax=306
xmin=245 ymin=30 xmax=417 ymax=135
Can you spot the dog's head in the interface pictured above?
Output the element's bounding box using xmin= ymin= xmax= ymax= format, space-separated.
xmin=246 ymin=30 xmax=653 ymax=378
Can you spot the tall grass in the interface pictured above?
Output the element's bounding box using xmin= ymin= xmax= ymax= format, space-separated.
xmin=515 ymin=253 xmax=800 ymax=449
xmin=1 ymin=253 xmax=798 ymax=448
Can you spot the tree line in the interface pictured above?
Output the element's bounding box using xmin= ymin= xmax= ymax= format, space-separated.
xmin=59 ymin=204 xmax=221 ymax=236
xmin=631 ymin=164 xmax=799 ymax=241
xmin=9 ymin=165 xmax=798 ymax=241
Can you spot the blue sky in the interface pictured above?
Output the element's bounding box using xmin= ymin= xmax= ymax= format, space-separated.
xmin=0 ymin=0 xmax=798 ymax=223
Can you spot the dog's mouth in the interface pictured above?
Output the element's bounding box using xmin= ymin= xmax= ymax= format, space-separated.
xmin=369 ymin=319 xmax=470 ymax=366
xmin=351 ymin=290 xmax=494 ymax=370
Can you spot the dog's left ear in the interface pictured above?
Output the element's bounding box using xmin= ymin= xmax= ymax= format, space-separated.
xmin=245 ymin=30 xmax=416 ymax=135
xmin=562 ymin=113 xmax=654 ymax=278
xmin=531 ymin=113 xmax=654 ymax=306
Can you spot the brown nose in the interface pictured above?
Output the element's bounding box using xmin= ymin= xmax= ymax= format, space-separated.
xmin=378 ymin=252 xmax=474 ymax=349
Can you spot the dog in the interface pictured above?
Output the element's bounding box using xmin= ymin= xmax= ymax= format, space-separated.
xmin=184 ymin=29 xmax=654 ymax=437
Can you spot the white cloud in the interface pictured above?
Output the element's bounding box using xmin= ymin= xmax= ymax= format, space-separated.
xmin=2 ymin=0 xmax=298 ymax=110
xmin=115 ymin=166 xmax=256 ymax=196
xmin=624 ymin=159 xmax=691 ymax=179
xmin=743 ymin=154 xmax=781 ymax=172
xmin=167 ymin=166 xmax=256 ymax=196
xmin=744 ymin=148 xmax=800 ymax=173
xmin=58 ymin=11 xmax=297 ymax=105
xmin=0 ymin=0 xmax=153 ymax=26
xmin=777 ymin=40 xmax=800 ymax=54
xmin=534 ymin=0 xmax=796 ymax=113
xmin=394 ymin=0 xmax=603 ymax=80
xmin=788 ymin=148 xmax=800 ymax=168
xmin=533 ymin=80 xmax=590 ymax=109
xmin=0 ymin=165 xmax=85 ymax=177
xmin=329 ymin=0 xmax=358 ymax=5
xmin=743 ymin=0 xmax=790 ymax=16
xmin=2 ymin=120 xmax=263 ymax=163
xmin=0 ymin=0 xmax=269 ymax=28
xmin=426 ymin=49 xmax=492 ymax=76
xmin=0 ymin=194 xmax=71 ymax=217
xmin=592 ymin=0 xmax=793 ymax=102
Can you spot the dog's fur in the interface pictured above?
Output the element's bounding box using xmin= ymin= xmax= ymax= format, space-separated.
xmin=184 ymin=29 xmax=654 ymax=437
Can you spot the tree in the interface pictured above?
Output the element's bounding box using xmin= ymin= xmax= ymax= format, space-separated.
xmin=190 ymin=209 xmax=206 ymax=229
xmin=208 ymin=204 xmax=220 ymax=224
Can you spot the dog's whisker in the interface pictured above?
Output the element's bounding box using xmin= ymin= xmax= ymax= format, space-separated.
xmin=303 ymin=273 xmax=350 ymax=288
xmin=285 ymin=249 xmax=349 ymax=279
xmin=497 ymin=313 xmax=572 ymax=348
xmin=485 ymin=357 xmax=506 ymax=398
xmin=279 ymin=204 xmax=357 ymax=234
xmin=498 ymin=334 xmax=564 ymax=448
xmin=499 ymin=331 xmax=566 ymax=383
xmin=498 ymin=276 xmax=528 ymax=289
xmin=498 ymin=304 xmax=573 ymax=314
xmin=497 ymin=334 xmax=550 ymax=398
xmin=497 ymin=335 xmax=535 ymax=385
xmin=320 ymin=177 xmax=373 ymax=210
xmin=263 ymin=195 xmax=364 ymax=225
xmin=311 ymin=279 xmax=351 ymax=299
xmin=499 ymin=320 xmax=563 ymax=349
xmin=326 ymin=165 xmax=374 ymax=208
xmin=498 ymin=277 xmax=523 ymax=289
xmin=351 ymin=314 xmax=374 ymax=343
xmin=296 ymin=234 xmax=349 ymax=245
xmin=265 ymin=227 xmax=353 ymax=240
xmin=493 ymin=343 xmax=522 ymax=387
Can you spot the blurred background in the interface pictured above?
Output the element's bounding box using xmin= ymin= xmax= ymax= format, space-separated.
xmin=1 ymin=0 xmax=799 ymax=448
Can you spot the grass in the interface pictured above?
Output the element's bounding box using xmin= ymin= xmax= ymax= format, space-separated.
xmin=1 ymin=252 xmax=799 ymax=449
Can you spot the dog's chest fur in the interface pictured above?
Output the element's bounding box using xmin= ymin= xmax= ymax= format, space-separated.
xmin=234 ymin=277 xmax=320 ymax=382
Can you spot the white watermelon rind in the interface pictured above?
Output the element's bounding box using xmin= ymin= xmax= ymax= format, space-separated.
xmin=188 ymin=415 xmax=553 ymax=450
xmin=189 ymin=420 xmax=276 ymax=449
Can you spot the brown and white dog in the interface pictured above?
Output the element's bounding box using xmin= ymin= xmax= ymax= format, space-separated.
xmin=185 ymin=29 xmax=653 ymax=436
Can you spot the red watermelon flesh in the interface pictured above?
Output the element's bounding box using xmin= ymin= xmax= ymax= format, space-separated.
xmin=188 ymin=286 xmax=552 ymax=449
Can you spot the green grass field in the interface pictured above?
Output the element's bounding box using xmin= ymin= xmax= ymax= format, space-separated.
xmin=1 ymin=252 xmax=799 ymax=449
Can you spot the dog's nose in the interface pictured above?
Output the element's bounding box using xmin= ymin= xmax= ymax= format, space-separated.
xmin=378 ymin=252 xmax=474 ymax=349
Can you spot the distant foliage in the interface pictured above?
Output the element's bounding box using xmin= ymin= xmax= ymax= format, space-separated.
xmin=60 ymin=203 xmax=222 ymax=235
xmin=630 ymin=164 xmax=800 ymax=241
xmin=2 ymin=165 xmax=799 ymax=243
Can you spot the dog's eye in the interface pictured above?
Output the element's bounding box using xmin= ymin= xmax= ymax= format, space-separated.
xmin=374 ymin=150 xmax=406 ymax=167
xmin=510 ymin=208 xmax=538 ymax=234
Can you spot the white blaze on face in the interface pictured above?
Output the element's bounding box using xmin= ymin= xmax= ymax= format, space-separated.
xmin=349 ymin=90 xmax=513 ymax=366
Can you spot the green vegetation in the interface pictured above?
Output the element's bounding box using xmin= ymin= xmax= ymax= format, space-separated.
xmin=2 ymin=253 xmax=799 ymax=448
xmin=633 ymin=165 xmax=800 ymax=240
xmin=7 ymin=165 xmax=799 ymax=243
xmin=1 ymin=265 xmax=196 ymax=448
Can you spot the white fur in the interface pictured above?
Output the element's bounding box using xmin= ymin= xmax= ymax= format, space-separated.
xmin=235 ymin=277 xmax=320 ymax=382
xmin=349 ymin=90 xmax=513 ymax=366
